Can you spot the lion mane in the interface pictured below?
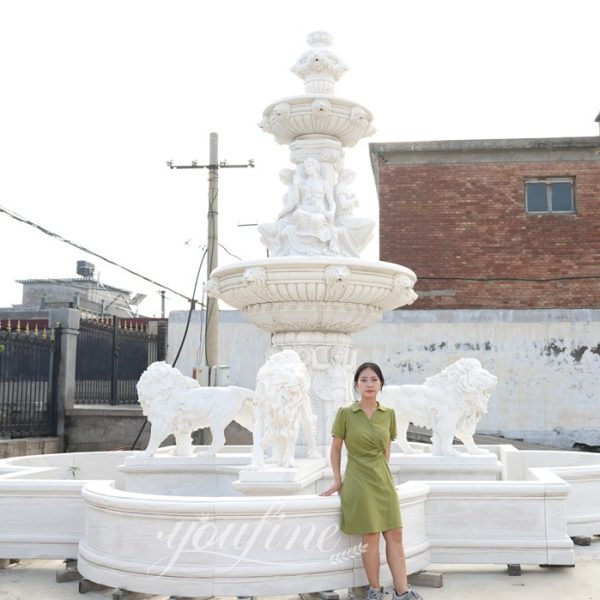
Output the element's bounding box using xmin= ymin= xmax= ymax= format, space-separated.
xmin=251 ymin=349 xmax=318 ymax=469
xmin=380 ymin=357 xmax=498 ymax=456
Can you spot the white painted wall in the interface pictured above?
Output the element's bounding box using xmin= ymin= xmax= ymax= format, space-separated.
xmin=168 ymin=309 xmax=600 ymax=449
xmin=168 ymin=310 xmax=270 ymax=388
xmin=355 ymin=309 xmax=600 ymax=449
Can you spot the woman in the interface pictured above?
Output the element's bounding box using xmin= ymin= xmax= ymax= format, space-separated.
xmin=290 ymin=158 xmax=338 ymax=254
xmin=321 ymin=363 xmax=423 ymax=600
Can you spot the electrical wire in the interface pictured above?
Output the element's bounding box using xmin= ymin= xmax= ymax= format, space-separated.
xmin=130 ymin=247 xmax=208 ymax=450
xmin=219 ymin=242 xmax=242 ymax=261
xmin=172 ymin=248 xmax=208 ymax=367
xmin=0 ymin=203 xmax=196 ymax=303
xmin=418 ymin=275 xmax=600 ymax=282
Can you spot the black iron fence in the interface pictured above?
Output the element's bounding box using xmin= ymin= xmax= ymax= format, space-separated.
xmin=0 ymin=322 xmax=61 ymax=438
xmin=75 ymin=318 xmax=158 ymax=405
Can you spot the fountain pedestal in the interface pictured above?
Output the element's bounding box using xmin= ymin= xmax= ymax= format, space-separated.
xmin=118 ymin=449 xmax=328 ymax=497
xmin=207 ymin=257 xmax=417 ymax=449
xmin=119 ymin=449 xmax=253 ymax=496
xmin=390 ymin=450 xmax=503 ymax=483
xmin=233 ymin=457 xmax=327 ymax=495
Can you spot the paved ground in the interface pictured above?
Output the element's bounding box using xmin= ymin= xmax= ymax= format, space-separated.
xmin=1 ymin=538 xmax=599 ymax=600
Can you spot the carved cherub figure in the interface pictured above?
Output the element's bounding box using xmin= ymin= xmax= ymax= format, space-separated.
xmin=333 ymin=169 xmax=374 ymax=256
xmin=257 ymin=168 xmax=298 ymax=255
xmin=311 ymin=345 xmax=356 ymax=431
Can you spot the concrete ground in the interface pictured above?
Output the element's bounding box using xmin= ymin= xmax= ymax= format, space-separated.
xmin=1 ymin=539 xmax=599 ymax=600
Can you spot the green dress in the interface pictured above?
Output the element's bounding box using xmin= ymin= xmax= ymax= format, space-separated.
xmin=331 ymin=401 xmax=402 ymax=535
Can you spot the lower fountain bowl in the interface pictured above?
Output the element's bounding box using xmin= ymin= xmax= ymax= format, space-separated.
xmin=207 ymin=257 xmax=418 ymax=333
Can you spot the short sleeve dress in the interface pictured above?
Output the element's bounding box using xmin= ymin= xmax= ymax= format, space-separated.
xmin=331 ymin=402 xmax=402 ymax=535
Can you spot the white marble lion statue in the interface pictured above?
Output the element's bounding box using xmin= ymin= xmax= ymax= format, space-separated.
xmin=251 ymin=349 xmax=318 ymax=469
xmin=136 ymin=361 xmax=255 ymax=457
xmin=380 ymin=357 xmax=498 ymax=456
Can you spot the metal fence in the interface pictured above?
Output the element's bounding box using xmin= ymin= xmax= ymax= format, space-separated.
xmin=0 ymin=323 xmax=61 ymax=438
xmin=75 ymin=318 xmax=158 ymax=405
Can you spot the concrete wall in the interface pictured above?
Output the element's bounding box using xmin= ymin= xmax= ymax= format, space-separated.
xmin=168 ymin=310 xmax=271 ymax=387
xmin=355 ymin=308 xmax=600 ymax=449
xmin=64 ymin=408 xmax=252 ymax=452
xmin=64 ymin=407 xmax=151 ymax=452
xmin=169 ymin=308 xmax=600 ymax=450
xmin=0 ymin=437 xmax=62 ymax=459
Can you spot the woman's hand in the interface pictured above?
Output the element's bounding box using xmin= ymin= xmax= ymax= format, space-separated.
xmin=320 ymin=479 xmax=342 ymax=496
xmin=322 ymin=436 xmax=344 ymax=496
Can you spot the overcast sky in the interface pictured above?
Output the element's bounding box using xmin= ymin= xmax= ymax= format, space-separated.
xmin=1 ymin=0 xmax=598 ymax=317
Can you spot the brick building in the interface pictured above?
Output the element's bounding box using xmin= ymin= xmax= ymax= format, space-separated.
xmin=370 ymin=136 xmax=600 ymax=309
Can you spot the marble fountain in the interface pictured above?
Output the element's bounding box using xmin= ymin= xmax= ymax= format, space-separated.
xmin=1 ymin=32 xmax=600 ymax=598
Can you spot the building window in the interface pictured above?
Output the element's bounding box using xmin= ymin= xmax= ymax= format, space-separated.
xmin=525 ymin=178 xmax=575 ymax=214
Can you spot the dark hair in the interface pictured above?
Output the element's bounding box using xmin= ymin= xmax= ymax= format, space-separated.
xmin=353 ymin=362 xmax=385 ymax=387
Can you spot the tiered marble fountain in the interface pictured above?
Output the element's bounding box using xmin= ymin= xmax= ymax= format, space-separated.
xmin=83 ymin=32 xmax=421 ymax=595
xmin=207 ymin=30 xmax=417 ymax=453
xmin=0 ymin=32 xmax=598 ymax=599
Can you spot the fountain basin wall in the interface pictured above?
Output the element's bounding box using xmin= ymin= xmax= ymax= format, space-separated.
xmin=0 ymin=479 xmax=84 ymax=559
xmin=500 ymin=445 xmax=600 ymax=537
xmin=425 ymin=471 xmax=573 ymax=565
xmin=77 ymin=481 xmax=429 ymax=596
xmin=389 ymin=445 xmax=503 ymax=482
xmin=76 ymin=469 xmax=576 ymax=596
xmin=1 ymin=446 xmax=599 ymax=590
xmin=0 ymin=450 xmax=131 ymax=482
xmin=0 ymin=451 xmax=131 ymax=559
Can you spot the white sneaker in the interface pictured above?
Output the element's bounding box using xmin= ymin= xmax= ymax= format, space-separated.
xmin=366 ymin=586 xmax=384 ymax=600
xmin=392 ymin=588 xmax=424 ymax=600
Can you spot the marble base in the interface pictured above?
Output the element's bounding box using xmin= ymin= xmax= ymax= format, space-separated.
xmin=390 ymin=450 xmax=502 ymax=482
xmin=119 ymin=448 xmax=254 ymax=496
xmin=1 ymin=447 xmax=589 ymax=595
xmin=233 ymin=457 xmax=328 ymax=495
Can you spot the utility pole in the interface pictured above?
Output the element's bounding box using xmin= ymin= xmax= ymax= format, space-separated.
xmin=206 ymin=133 xmax=219 ymax=371
xmin=167 ymin=133 xmax=254 ymax=382
xmin=158 ymin=290 xmax=166 ymax=319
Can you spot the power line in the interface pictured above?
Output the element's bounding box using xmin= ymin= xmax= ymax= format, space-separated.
xmin=130 ymin=247 xmax=208 ymax=451
xmin=219 ymin=242 xmax=242 ymax=261
xmin=168 ymin=136 xmax=254 ymax=371
xmin=419 ymin=275 xmax=600 ymax=282
xmin=0 ymin=203 xmax=198 ymax=304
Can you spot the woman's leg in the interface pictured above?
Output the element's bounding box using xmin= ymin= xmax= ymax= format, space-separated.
xmin=361 ymin=532 xmax=382 ymax=588
xmin=382 ymin=528 xmax=408 ymax=594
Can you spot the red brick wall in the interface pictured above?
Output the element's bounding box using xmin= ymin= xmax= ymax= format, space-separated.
xmin=378 ymin=159 xmax=600 ymax=308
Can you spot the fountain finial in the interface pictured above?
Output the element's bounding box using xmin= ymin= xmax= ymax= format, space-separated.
xmin=306 ymin=31 xmax=333 ymax=46
xmin=291 ymin=30 xmax=348 ymax=94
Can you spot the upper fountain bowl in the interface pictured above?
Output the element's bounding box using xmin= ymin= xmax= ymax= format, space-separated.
xmin=258 ymin=96 xmax=375 ymax=148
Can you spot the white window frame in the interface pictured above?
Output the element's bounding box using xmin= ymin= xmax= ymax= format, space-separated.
xmin=525 ymin=177 xmax=576 ymax=214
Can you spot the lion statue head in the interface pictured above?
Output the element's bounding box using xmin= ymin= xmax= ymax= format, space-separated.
xmin=136 ymin=361 xmax=197 ymax=417
xmin=426 ymin=357 xmax=498 ymax=424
